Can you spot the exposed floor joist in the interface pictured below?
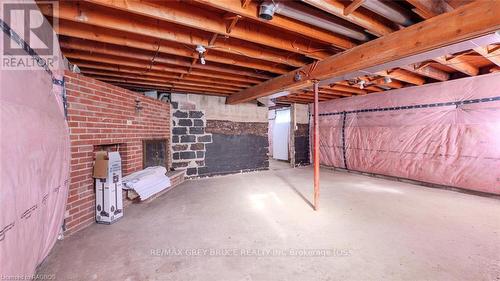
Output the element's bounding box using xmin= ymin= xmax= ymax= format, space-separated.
xmin=227 ymin=1 xmax=500 ymax=104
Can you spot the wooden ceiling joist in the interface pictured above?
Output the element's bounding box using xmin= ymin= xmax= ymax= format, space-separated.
xmin=226 ymin=1 xmax=500 ymax=104
xmin=111 ymin=82 xmax=231 ymax=97
xmin=56 ymin=23 xmax=280 ymax=77
xmin=193 ymin=0 xmax=358 ymax=49
xmin=83 ymin=0 xmax=335 ymax=60
xmin=62 ymin=48 xmax=272 ymax=81
xmin=64 ymin=52 xmax=264 ymax=84
xmin=80 ymin=70 xmax=244 ymax=92
xmin=434 ymin=55 xmax=479 ymax=76
xmin=75 ymin=62 xmax=254 ymax=88
xmin=40 ymin=1 xmax=310 ymax=67
xmin=94 ymin=76 xmax=238 ymax=95
xmin=59 ymin=39 xmax=289 ymax=75
xmin=400 ymin=63 xmax=450 ymax=81
xmin=330 ymin=84 xmax=367 ymax=95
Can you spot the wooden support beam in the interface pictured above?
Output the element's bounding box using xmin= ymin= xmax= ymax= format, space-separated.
xmin=400 ymin=63 xmax=450 ymax=81
xmin=41 ymin=2 xmax=310 ymax=67
xmin=344 ymin=0 xmax=365 ymax=16
xmin=227 ymin=1 xmax=500 ymax=104
xmin=83 ymin=0 xmax=336 ymax=59
xmin=302 ymin=0 xmax=394 ymax=36
xmin=473 ymin=45 xmax=500 ymax=67
xmin=434 ymin=55 xmax=479 ymax=76
xmin=193 ymin=0 xmax=358 ymax=49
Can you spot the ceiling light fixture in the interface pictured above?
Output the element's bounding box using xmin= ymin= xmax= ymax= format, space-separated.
xmin=358 ymin=79 xmax=366 ymax=89
xmin=195 ymin=45 xmax=206 ymax=65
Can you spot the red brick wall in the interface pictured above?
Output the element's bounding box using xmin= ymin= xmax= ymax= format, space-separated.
xmin=64 ymin=72 xmax=170 ymax=235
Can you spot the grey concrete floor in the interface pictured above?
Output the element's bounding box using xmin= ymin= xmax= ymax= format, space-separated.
xmin=37 ymin=163 xmax=500 ymax=281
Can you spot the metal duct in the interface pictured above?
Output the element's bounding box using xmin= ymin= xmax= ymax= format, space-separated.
xmin=262 ymin=1 xmax=369 ymax=41
xmin=362 ymin=0 xmax=414 ymax=26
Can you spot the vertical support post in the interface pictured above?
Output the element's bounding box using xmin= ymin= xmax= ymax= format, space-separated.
xmin=289 ymin=103 xmax=296 ymax=167
xmin=313 ymin=81 xmax=320 ymax=211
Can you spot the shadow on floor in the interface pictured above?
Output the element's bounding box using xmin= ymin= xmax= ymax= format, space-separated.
xmin=275 ymin=170 xmax=314 ymax=210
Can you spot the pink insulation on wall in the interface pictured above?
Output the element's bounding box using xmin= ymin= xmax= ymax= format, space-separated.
xmin=1 ymin=1 xmax=70 ymax=277
xmin=317 ymin=73 xmax=500 ymax=195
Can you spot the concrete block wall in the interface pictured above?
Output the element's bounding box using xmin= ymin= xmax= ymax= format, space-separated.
xmin=171 ymin=94 xmax=269 ymax=177
xmin=171 ymin=101 xmax=212 ymax=177
xmin=64 ymin=72 xmax=170 ymax=235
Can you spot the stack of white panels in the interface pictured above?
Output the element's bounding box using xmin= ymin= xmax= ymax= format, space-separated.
xmin=122 ymin=166 xmax=171 ymax=200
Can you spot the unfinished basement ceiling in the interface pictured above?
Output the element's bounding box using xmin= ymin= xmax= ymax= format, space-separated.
xmin=38 ymin=0 xmax=500 ymax=104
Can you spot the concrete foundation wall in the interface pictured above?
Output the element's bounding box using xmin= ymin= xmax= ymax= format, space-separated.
xmin=171 ymin=94 xmax=269 ymax=177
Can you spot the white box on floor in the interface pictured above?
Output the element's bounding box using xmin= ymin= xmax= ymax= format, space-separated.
xmin=95 ymin=151 xmax=123 ymax=224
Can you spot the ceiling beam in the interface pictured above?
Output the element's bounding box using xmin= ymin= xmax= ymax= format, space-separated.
xmin=75 ymin=62 xmax=254 ymax=88
xmin=473 ymin=45 xmax=500 ymax=66
xmin=93 ymin=76 xmax=237 ymax=95
xmin=40 ymin=1 xmax=310 ymax=67
xmin=302 ymin=0 xmax=395 ymax=36
xmin=56 ymin=23 xmax=283 ymax=77
xmin=329 ymin=84 xmax=367 ymax=94
xmin=227 ymin=1 xmax=500 ymax=104
xmin=62 ymin=48 xmax=270 ymax=83
xmin=64 ymin=52 xmax=264 ymax=84
xmin=80 ymin=70 xmax=245 ymax=92
xmin=400 ymin=63 xmax=450 ymax=81
xmin=84 ymin=0 xmax=336 ymax=59
xmin=111 ymin=82 xmax=231 ymax=97
xmin=59 ymin=38 xmax=289 ymax=75
xmin=192 ymin=0 xmax=358 ymax=48
xmin=87 ymin=75 xmax=238 ymax=94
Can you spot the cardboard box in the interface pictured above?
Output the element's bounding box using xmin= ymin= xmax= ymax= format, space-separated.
xmin=93 ymin=151 xmax=108 ymax=179
xmin=95 ymin=151 xmax=123 ymax=224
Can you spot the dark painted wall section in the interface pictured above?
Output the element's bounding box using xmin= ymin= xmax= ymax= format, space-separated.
xmin=295 ymin=124 xmax=310 ymax=166
xmin=200 ymin=120 xmax=269 ymax=176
